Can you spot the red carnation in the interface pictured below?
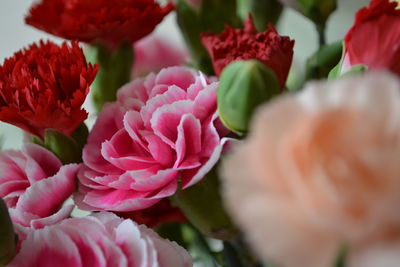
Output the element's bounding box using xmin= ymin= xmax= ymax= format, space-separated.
xmin=201 ymin=16 xmax=294 ymax=88
xmin=343 ymin=0 xmax=400 ymax=75
xmin=25 ymin=0 xmax=173 ymax=48
xmin=0 ymin=41 xmax=98 ymax=138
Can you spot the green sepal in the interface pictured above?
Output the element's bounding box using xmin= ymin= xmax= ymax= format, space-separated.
xmin=0 ymin=198 xmax=17 ymax=266
xmin=88 ymin=42 xmax=134 ymax=112
xmin=32 ymin=123 xmax=89 ymax=164
xmin=217 ymin=60 xmax=280 ymax=135
xmin=170 ymin=167 xmax=237 ymax=241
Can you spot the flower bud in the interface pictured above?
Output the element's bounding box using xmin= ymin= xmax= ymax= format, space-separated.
xmin=217 ymin=60 xmax=280 ymax=134
xmin=0 ymin=198 xmax=16 ymax=265
xmin=236 ymin=0 xmax=283 ymax=31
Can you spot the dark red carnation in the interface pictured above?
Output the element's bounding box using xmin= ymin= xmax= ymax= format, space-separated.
xmin=201 ymin=16 xmax=294 ymax=88
xmin=25 ymin=0 xmax=173 ymax=48
xmin=344 ymin=0 xmax=400 ymax=75
xmin=0 ymin=41 xmax=98 ymax=138
xmin=115 ymin=199 xmax=187 ymax=228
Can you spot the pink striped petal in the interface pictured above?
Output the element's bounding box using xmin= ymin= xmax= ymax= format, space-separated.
xmin=16 ymin=164 xmax=78 ymax=217
xmin=175 ymin=114 xmax=202 ymax=168
xmin=141 ymin=85 xmax=187 ymax=128
xmin=154 ymin=66 xmax=195 ymax=89
xmin=151 ymin=100 xmax=194 ymax=147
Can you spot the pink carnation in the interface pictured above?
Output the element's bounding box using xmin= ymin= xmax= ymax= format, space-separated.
xmin=0 ymin=144 xmax=78 ymax=228
xmin=77 ymin=67 xmax=227 ymax=211
xmin=8 ymin=212 xmax=192 ymax=267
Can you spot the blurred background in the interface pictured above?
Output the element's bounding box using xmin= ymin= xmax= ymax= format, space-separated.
xmin=0 ymin=0 xmax=369 ymax=149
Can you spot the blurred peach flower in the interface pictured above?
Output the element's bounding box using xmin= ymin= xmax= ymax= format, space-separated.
xmin=221 ymin=72 xmax=400 ymax=267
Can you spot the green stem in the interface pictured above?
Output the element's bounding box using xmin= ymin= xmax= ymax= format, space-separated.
xmin=89 ymin=43 xmax=134 ymax=112
xmin=316 ymin=23 xmax=326 ymax=48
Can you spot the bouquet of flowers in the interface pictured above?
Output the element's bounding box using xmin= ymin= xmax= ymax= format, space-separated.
xmin=1 ymin=0 xmax=400 ymax=266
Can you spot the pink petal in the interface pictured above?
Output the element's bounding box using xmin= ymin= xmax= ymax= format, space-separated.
xmin=151 ymin=100 xmax=195 ymax=148
xmin=16 ymin=164 xmax=79 ymax=217
xmin=86 ymin=103 xmax=123 ymax=146
xmin=192 ymin=82 xmax=218 ymax=121
xmin=175 ymin=114 xmax=202 ymax=168
xmin=182 ymin=138 xmax=231 ymax=188
xmin=83 ymin=144 xmax=122 ymax=175
xmin=101 ymin=129 xmax=155 ymax=171
xmin=119 ymin=168 xmax=178 ymax=191
xmin=23 ymin=144 xmax=62 ymax=182
xmin=143 ymin=134 xmax=174 ymax=166
xmin=155 ymin=66 xmax=195 ymax=89
xmin=141 ymin=85 xmax=187 ymax=128
xmin=123 ymin=110 xmax=148 ymax=150
xmin=82 ymin=189 xmax=158 ymax=211
xmin=117 ymin=76 xmax=151 ymax=108
xmin=30 ymin=204 xmax=74 ymax=229
xmin=187 ymin=72 xmax=210 ymax=100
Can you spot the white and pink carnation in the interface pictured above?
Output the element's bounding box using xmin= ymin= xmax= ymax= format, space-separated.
xmin=76 ymin=66 xmax=228 ymax=211
xmin=8 ymin=212 xmax=192 ymax=267
xmin=0 ymin=143 xmax=78 ymax=228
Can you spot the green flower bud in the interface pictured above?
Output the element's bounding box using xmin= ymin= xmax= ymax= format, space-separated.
xmin=217 ymin=60 xmax=280 ymax=135
xmin=0 ymin=198 xmax=16 ymax=266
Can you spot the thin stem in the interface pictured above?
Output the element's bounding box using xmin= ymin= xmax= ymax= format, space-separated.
xmin=316 ymin=23 xmax=326 ymax=48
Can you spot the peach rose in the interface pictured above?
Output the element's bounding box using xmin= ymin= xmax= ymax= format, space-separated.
xmin=221 ymin=72 xmax=400 ymax=267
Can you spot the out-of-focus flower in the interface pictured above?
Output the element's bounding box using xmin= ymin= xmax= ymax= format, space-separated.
xmin=76 ymin=66 xmax=228 ymax=212
xmin=0 ymin=144 xmax=78 ymax=229
xmin=342 ymin=0 xmax=400 ymax=75
xmin=0 ymin=41 xmax=97 ymax=138
xmin=201 ymin=16 xmax=294 ymax=88
xmin=25 ymin=0 xmax=173 ymax=48
xmin=222 ymin=72 xmax=400 ymax=267
xmin=116 ymin=199 xmax=187 ymax=228
xmin=8 ymin=212 xmax=192 ymax=267
xmin=132 ymin=35 xmax=189 ymax=78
